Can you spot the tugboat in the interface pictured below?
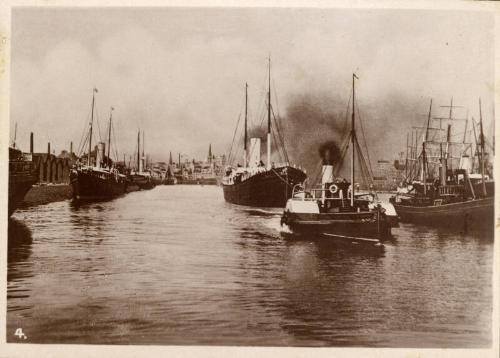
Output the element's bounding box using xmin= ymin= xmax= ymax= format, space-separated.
xmin=222 ymin=60 xmax=307 ymax=207
xmin=70 ymin=90 xmax=128 ymax=201
xmin=9 ymin=146 xmax=37 ymax=216
xmin=390 ymin=99 xmax=494 ymax=230
xmin=281 ymin=74 xmax=398 ymax=245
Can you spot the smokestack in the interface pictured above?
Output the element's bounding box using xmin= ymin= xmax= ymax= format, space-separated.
xmin=70 ymin=141 xmax=73 ymax=154
xmin=47 ymin=142 xmax=50 ymax=155
xmin=30 ymin=132 xmax=33 ymax=153
xmin=96 ymin=142 xmax=105 ymax=169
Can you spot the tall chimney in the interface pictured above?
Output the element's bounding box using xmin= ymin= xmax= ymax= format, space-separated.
xmin=70 ymin=141 xmax=73 ymax=154
xmin=47 ymin=142 xmax=51 ymax=155
xmin=30 ymin=132 xmax=34 ymax=153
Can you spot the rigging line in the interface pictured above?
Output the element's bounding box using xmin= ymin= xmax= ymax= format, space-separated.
xmin=76 ymin=104 xmax=94 ymax=158
xmin=342 ymin=93 xmax=352 ymax=137
xmin=355 ymin=138 xmax=374 ymax=186
xmin=78 ymin=131 xmax=90 ymax=158
xmin=271 ymin=127 xmax=284 ymax=163
xmin=270 ymin=79 xmax=289 ymax=161
xmin=334 ymin=134 xmax=351 ymax=177
xmin=311 ymin=160 xmax=324 ymax=187
xmin=231 ymin=128 xmax=246 ymax=166
xmin=355 ymin=99 xmax=374 ymax=179
xmin=227 ymin=107 xmax=243 ymax=164
xmin=270 ymin=111 xmax=286 ymax=163
xmin=111 ymin=120 xmax=119 ymax=163
xmin=271 ymin=105 xmax=289 ymax=163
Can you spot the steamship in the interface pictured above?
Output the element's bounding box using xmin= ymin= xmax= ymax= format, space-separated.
xmin=70 ymin=90 xmax=128 ymax=201
xmin=9 ymin=146 xmax=37 ymax=216
xmin=281 ymin=74 xmax=398 ymax=244
xmin=390 ymin=99 xmax=494 ymax=230
xmin=128 ymin=130 xmax=155 ymax=190
xmin=222 ymin=61 xmax=307 ymax=208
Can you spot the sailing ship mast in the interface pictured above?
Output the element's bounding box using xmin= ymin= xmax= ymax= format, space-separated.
xmin=421 ymin=99 xmax=432 ymax=195
xmin=351 ymin=73 xmax=357 ymax=206
xmin=88 ymin=88 xmax=97 ymax=167
xmin=107 ymin=107 xmax=114 ymax=168
xmin=137 ymin=130 xmax=140 ymax=171
xmin=267 ymin=57 xmax=272 ymax=170
xmin=479 ymin=98 xmax=487 ymax=196
xmin=244 ymin=83 xmax=248 ymax=167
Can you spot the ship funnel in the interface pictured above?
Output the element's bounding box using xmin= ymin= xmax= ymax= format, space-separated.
xmin=139 ymin=156 xmax=144 ymax=172
xmin=249 ymin=138 xmax=261 ymax=168
xmin=322 ymin=165 xmax=334 ymax=185
xmin=96 ymin=142 xmax=105 ymax=169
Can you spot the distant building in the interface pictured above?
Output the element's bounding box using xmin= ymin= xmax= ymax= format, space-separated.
xmin=371 ymin=159 xmax=405 ymax=191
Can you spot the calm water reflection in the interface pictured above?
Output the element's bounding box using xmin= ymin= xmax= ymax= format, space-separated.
xmin=7 ymin=186 xmax=493 ymax=346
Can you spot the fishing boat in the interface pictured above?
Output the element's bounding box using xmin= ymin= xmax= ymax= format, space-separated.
xmin=70 ymin=90 xmax=128 ymax=201
xmin=280 ymin=74 xmax=398 ymax=245
xmin=8 ymin=146 xmax=37 ymax=216
xmin=390 ymin=99 xmax=494 ymax=230
xmin=222 ymin=59 xmax=307 ymax=207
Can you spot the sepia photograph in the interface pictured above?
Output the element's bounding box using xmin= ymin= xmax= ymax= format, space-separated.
xmin=2 ymin=1 xmax=498 ymax=357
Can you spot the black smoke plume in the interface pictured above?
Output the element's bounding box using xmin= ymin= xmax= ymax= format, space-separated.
xmin=318 ymin=141 xmax=341 ymax=165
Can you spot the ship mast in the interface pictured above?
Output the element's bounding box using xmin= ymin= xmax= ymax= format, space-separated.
xmin=267 ymin=57 xmax=272 ymax=170
xmin=422 ymin=99 xmax=432 ymax=195
xmin=88 ymin=88 xmax=97 ymax=167
xmin=107 ymin=107 xmax=114 ymax=168
xmin=351 ymin=73 xmax=357 ymax=206
xmin=479 ymin=98 xmax=487 ymax=196
xmin=244 ymin=82 xmax=248 ymax=167
xmin=137 ymin=130 xmax=140 ymax=171
xmin=13 ymin=122 xmax=17 ymax=148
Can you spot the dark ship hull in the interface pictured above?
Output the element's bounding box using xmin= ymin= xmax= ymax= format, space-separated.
xmin=9 ymin=148 xmax=37 ymax=216
xmin=222 ymin=166 xmax=307 ymax=207
xmin=282 ymin=212 xmax=391 ymax=242
xmin=70 ymin=169 xmax=127 ymax=201
xmin=393 ymin=196 xmax=494 ymax=230
xmin=129 ymin=174 xmax=155 ymax=190
xmin=281 ymin=210 xmax=391 ymax=241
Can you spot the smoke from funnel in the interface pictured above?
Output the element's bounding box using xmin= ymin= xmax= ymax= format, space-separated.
xmin=318 ymin=141 xmax=341 ymax=165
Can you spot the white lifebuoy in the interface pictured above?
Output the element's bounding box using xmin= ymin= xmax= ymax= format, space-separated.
xmin=329 ymin=184 xmax=338 ymax=194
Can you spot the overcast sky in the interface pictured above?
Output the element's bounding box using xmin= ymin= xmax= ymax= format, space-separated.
xmin=10 ymin=6 xmax=494 ymax=165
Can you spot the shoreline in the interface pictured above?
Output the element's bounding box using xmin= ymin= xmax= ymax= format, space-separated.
xmin=22 ymin=184 xmax=73 ymax=207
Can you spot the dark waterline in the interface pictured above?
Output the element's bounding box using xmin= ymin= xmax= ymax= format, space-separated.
xmin=7 ymin=185 xmax=493 ymax=347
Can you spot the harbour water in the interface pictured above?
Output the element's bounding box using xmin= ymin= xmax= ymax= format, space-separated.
xmin=7 ymin=185 xmax=493 ymax=347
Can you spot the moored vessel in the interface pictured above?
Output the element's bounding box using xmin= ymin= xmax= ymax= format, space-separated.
xmin=9 ymin=147 xmax=37 ymax=216
xmin=70 ymin=90 xmax=127 ymax=201
xmin=390 ymin=98 xmax=494 ymax=231
xmin=129 ymin=130 xmax=155 ymax=190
